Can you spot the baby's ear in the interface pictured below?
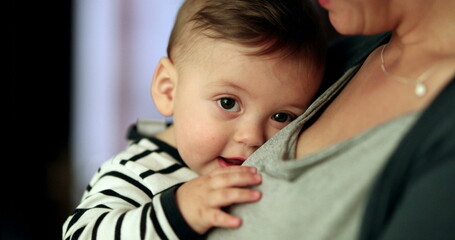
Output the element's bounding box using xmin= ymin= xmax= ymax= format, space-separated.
xmin=151 ymin=57 xmax=177 ymax=116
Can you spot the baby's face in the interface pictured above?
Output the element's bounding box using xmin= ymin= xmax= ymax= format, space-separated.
xmin=172 ymin=39 xmax=320 ymax=175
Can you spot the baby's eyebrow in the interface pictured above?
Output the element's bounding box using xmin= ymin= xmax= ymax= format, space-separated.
xmin=206 ymin=80 xmax=248 ymax=93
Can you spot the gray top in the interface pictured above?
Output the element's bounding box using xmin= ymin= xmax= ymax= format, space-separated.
xmin=208 ymin=66 xmax=421 ymax=240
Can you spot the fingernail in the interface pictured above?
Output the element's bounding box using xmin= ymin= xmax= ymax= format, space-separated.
xmin=255 ymin=174 xmax=262 ymax=181
xmin=252 ymin=190 xmax=262 ymax=199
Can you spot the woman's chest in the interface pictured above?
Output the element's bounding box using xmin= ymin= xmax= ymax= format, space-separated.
xmin=296 ymin=63 xmax=424 ymax=158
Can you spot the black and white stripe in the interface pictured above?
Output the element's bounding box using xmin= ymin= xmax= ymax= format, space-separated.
xmin=62 ymin=137 xmax=201 ymax=240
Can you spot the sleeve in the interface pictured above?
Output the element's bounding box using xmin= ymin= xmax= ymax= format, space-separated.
xmin=62 ymin=159 xmax=202 ymax=240
xmin=379 ymin=160 xmax=455 ymax=240
xmin=161 ymin=185 xmax=205 ymax=240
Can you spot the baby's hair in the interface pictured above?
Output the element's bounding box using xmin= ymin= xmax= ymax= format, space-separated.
xmin=167 ymin=0 xmax=326 ymax=68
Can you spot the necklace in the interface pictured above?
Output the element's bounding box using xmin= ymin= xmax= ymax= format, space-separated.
xmin=380 ymin=44 xmax=436 ymax=97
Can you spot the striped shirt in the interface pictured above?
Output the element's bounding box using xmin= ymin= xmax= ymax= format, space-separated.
xmin=62 ymin=124 xmax=201 ymax=240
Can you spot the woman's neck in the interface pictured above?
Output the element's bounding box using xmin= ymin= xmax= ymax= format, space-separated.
xmin=381 ymin=0 xmax=454 ymax=84
xmin=393 ymin=0 xmax=455 ymax=54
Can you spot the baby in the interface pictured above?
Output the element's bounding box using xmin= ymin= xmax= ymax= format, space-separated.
xmin=63 ymin=0 xmax=326 ymax=239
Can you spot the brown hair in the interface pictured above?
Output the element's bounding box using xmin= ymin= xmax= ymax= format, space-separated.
xmin=167 ymin=0 xmax=326 ymax=70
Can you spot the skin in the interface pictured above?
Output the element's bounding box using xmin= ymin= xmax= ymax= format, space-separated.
xmin=297 ymin=0 xmax=455 ymax=158
xmin=152 ymin=36 xmax=320 ymax=234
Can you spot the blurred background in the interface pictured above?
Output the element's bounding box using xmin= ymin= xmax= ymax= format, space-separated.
xmin=8 ymin=0 xmax=338 ymax=239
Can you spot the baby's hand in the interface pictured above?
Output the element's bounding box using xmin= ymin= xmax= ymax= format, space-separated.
xmin=175 ymin=166 xmax=262 ymax=234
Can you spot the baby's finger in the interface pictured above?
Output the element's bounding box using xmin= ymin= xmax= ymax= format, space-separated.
xmin=205 ymin=209 xmax=243 ymax=229
xmin=209 ymin=171 xmax=262 ymax=189
xmin=208 ymin=188 xmax=262 ymax=207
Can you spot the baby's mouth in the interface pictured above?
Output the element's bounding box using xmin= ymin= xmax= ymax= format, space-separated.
xmin=217 ymin=156 xmax=246 ymax=167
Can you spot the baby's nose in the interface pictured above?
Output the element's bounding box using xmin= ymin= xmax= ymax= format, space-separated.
xmin=233 ymin=123 xmax=266 ymax=148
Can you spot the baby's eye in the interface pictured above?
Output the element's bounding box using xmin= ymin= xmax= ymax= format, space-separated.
xmin=217 ymin=97 xmax=240 ymax=112
xmin=271 ymin=112 xmax=295 ymax=123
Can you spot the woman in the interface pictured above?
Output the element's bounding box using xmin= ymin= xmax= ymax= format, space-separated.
xmin=208 ymin=0 xmax=455 ymax=239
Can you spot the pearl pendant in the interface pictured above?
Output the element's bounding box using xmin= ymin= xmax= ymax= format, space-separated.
xmin=415 ymin=83 xmax=427 ymax=97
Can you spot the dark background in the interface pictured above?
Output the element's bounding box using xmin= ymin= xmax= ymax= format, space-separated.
xmin=7 ymin=1 xmax=339 ymax=239
xmin=8 ymin=1 xmax=73 ymax=239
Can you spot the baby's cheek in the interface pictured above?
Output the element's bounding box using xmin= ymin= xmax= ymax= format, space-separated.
xmin=177 ymin=122 xmax=219 ymax=156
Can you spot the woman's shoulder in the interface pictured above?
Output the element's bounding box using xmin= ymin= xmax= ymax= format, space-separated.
xmin=321 ymin=33 xmax=391 ymax=90
xmin=359 ymin=76 xmax=455 ymax=239
xmin=327 ymin=33 xmax=391 ymax=64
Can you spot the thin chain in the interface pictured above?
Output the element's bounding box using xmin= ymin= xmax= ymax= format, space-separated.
xmin=380 ymin=44 xmax=439 ymax=97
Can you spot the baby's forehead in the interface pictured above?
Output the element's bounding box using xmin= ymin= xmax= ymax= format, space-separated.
xmin=190 ymin=43 xmax=312 ymax=80
xmin=175 ymin=34 xmax=308 ymax=67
